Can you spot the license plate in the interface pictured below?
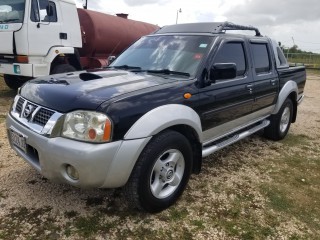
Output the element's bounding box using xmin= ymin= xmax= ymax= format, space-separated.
xmin=10 ymin=128 xmax=27 ymax=153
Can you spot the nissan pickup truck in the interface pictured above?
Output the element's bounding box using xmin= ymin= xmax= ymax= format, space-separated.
xmin=6 ymin=22 xmax=306 ymax=213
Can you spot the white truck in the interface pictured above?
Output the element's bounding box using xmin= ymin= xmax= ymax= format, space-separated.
xmin=0 ymin=0 xmax=158 ymax=89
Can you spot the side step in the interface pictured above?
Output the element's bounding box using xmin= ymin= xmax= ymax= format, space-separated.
xmin=202 ymin=120 xmax=270 ymax=157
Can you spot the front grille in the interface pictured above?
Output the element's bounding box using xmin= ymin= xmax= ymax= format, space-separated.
xmin=33 ymin=108 xmax=55 ymax=126
xmin=16 ymin=98 xmax=25 ymax=114
xmin=14 ymin=97 xmax=57 ymax=127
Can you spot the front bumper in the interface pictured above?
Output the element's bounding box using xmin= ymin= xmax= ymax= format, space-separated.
xmin=0 ymin=62 xmax=49 ymax=77
xmin=6 ymin=113 xmax=151 ymax=188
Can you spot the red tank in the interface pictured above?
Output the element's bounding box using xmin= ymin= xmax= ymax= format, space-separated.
xmin=77 ymin=9 xmax=159 ymax=68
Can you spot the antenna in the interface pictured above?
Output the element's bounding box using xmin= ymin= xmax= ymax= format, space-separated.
xmin=83 ymin=0 xmax=88 ymax=9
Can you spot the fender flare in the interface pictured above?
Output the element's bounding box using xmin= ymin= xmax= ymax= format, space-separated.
xmin=272 ymin=80 xmax=298 ymax=114
xmin=44 ymin=46 xmax=75 ymax=64
xmin=124 ymin=104 xmax=203 ymax=142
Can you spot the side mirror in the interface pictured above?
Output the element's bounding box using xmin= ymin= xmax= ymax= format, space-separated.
xmin=108 ymin=56 xmax=116 ymax=65
xmin=210 ymin=63 xmax=237 ymax=82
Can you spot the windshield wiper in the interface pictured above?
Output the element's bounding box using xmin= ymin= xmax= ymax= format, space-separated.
xmin=147 ymin=69 xmax=190 ymax=77
xmin=0 ymin=18 xmax=19 ymax=23
xmin=111 ymin=65 xmax=141 ymax=70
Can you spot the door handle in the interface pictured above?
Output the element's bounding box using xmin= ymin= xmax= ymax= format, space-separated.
xmin=246 ymin=84 xmax=253 ymax=90
xmin=246 ymin=84 xmax=253 ymax=94
xmin=270 ymin=79 xmax=277 ymax=86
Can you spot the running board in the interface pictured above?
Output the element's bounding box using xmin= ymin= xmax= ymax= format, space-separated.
xmin=202 ymin=120 xmax=270 ymax=157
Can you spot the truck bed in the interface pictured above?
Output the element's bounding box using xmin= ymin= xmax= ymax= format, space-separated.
xmin=277 ymin=66 xmax=306 ymax=95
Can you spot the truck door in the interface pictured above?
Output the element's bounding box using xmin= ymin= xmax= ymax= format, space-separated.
xmin=249 ymin=40 xmax=279 ymax=112
xmin=28 ymin=0 xmax=61 ymax=56
xmin=197 ymin=39 xmax=255 ymax=141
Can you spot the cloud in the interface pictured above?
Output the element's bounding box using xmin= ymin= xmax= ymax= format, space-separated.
xmin=224 ymin=0 xmax=320 ymax=26
xmin=123 ymin=0 xmax=169 ymax=6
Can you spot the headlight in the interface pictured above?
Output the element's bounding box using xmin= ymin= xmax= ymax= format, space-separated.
xmin=61 ymin=111 xmax=112 ymax=143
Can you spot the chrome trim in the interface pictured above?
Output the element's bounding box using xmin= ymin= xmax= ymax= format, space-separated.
xmin=10 ymin=96 xmax=63 ymax=135
xmin=202 ymin=105 xmax=274 ymax=144
xmin=202 ymin=120 xmax=270 ymax=157
xmin=297 ymin=94 xmax=304 ymax=105
xmin=41 ymin=112 xmax=64 ymax=135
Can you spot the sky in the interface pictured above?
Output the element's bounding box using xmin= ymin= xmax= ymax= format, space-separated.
xmin=75 ymin=0 xmax=320 ymax=53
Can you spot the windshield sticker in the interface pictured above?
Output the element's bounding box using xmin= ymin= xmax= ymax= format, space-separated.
xmin=194 ymin=53 xmax=203 ymax=60
xmin=199 ymin=44 xmax=208 ymax=48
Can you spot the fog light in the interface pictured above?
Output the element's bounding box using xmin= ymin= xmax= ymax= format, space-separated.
xmin=14 ymin=65 xmax=21 ymax=74
xmin=66 ymin=164 xmax=79 ymax=180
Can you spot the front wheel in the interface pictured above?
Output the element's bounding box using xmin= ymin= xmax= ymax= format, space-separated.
xmin=264 ymin=98 xmax=293 ymax=140
xmin=124 ymin=130 xmax=193 ymax=213
xmin=3 ymin=74 xmax=31 ymax=90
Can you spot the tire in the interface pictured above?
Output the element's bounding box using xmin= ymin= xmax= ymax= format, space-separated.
xmin=3 ymin=74 xmax=30 ymax=90
xmin=264 ymin=98 xmax=293 ymax=140
xmin=124 ymin=130 xmax=193 ymax=213
xmin=51 ymin=64 xmax=76 ymax=74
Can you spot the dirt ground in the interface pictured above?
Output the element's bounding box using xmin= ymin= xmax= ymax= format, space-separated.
xmin=0 ymin=73 xmax=319 ymax=239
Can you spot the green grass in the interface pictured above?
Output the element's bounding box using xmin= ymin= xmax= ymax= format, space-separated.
xmin=280 ymin=133 xmax=313 ymax=147
xmin=257 ymin=135 xmax=320 ymax=237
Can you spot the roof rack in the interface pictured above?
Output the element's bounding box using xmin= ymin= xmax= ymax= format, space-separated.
xmin=216 ymin=22 xmax=261 ymax=36
xmin=155 ymin=22 xmax=262 ymax=36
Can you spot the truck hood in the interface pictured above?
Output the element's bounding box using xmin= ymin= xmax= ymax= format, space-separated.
xmin=20 ymin=70 xmax=179 ymax=113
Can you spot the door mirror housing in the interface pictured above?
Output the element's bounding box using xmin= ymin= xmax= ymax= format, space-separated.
xmin=210 ymin=63 xmax=237 ymax=82
xmin=108 ymin=56 xmax=117 ymax=65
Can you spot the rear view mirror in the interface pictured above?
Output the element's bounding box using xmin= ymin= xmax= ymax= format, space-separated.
xmin=210 ymin=63 xmax=237 ymax=82
xmin=108 ymin=56 xmax=116 ymax=65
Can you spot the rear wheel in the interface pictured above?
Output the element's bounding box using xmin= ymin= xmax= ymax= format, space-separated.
xmin=124 ymin=130 xmax=193 ymax=213
xmin=264 ymin=98 xmax=293 ymax=140
xmin=3 ymin=74 xmax=31 ymax=90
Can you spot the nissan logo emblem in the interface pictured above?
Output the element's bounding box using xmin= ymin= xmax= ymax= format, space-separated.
xmin=23 ymin=104 xmax=35 ymax=118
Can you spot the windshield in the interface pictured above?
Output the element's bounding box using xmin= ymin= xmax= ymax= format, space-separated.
xmin=110 ymin=35 xmax=215 ymax=78
xmin=0 ymin=0 xmax=25 ymax=24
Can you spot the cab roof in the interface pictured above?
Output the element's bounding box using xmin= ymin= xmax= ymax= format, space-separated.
xmin=155 ymin=22 xmax=261 ymax=37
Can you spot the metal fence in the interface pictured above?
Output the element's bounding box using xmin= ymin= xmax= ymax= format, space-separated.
xmin=285 ymin=53 xmax=320 ymax=68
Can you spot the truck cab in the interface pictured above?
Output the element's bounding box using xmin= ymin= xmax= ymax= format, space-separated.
xmin=0 ymin=0 xmax=81 ymax=89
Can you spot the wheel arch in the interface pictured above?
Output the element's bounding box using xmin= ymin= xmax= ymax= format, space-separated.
xmin=272 ymin=80 xmax=298 ymax=123
xmin=124 ymin=104 xmax=203 ymax=142
xmin=124 ymin=104 xmax=203 ymax=174
xmin=44 ymin=47 xmax=82 ymax=73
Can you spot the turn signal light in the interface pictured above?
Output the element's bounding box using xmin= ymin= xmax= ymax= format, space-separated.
xmin=16 ymin=55 xmax=29 ymax=63
xmin=103 ymin=120 xmax=112 ymax=141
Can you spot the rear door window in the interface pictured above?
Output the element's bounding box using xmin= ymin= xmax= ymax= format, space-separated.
xmin=251 ymin=43 xmax=271 ymax=74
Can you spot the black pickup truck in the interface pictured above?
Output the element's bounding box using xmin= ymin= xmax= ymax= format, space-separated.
xmin=6 ymin=22 xmax=306 ymax=212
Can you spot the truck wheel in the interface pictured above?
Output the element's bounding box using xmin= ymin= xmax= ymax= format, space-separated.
xmin=124 ymin=130 xmax=193 ymax=213
xmin=3 ymin=74 xmax=30 ymax=90
xmin=264 ymin=98 xmax=293 ymax=140
xmin=51 ymin=64 xmax=76 ymax=74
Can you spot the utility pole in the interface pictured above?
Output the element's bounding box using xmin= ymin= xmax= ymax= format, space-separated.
xmin=83 ymin=0 xmax=88 ymax=9
xmin=176 ymin=8 xmax=182 ymax=24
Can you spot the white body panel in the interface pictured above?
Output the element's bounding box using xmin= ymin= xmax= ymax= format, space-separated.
xmin=0 ymin=0 xmax=81 ymax=77
xmin=0 ymin=23 xmax=22 ymax=54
